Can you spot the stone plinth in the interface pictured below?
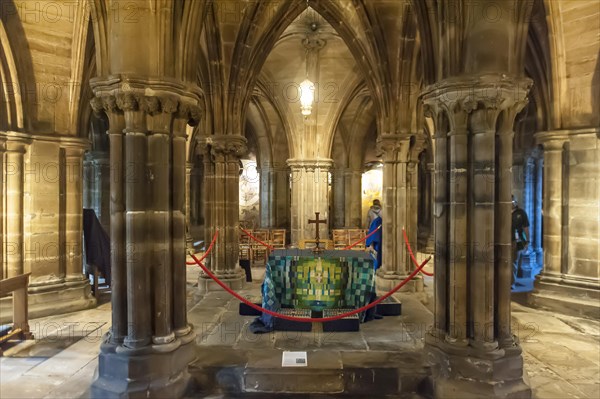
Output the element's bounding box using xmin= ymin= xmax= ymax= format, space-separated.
xmin=427 ymin=340 xmax=531 ymax=399
xmin=91 ymin=333 xmax=197 ymax=398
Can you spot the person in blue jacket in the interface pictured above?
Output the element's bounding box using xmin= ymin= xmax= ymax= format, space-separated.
xmin=365 ymin=214 xmax=382 ymax=270
xmin=364 ymin=213 xmax=383 ymax=321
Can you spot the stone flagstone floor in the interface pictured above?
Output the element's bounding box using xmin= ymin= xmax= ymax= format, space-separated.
xmin=0 ymin=257 xmax=598 ymax=398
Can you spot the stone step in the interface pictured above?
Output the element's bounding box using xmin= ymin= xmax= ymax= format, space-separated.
xmin=188 ymin=346 xmax=432 ymax=398
xmin=528 ymin=291 xmax=600 ymax=319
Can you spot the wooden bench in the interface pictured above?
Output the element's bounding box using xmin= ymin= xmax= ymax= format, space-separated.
xmin=0 ymin=273 xmax=33 ymax=353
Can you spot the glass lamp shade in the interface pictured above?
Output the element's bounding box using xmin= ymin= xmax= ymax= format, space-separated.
xmin=299 ymin=78 xmax=315 ymax=116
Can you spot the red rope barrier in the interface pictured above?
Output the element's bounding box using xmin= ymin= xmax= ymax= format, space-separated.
xmin=341 ymin=225 xmax=382 ymax=250
xmin=189 ymin=252 xmax=431 ymax=323
xmin=239 ymin=227 xmax=275 ymax=251
xmin=186 ymin=230 xmax=220 ymax=265
xmin=402 ymin=228 xmax=434 ymax=277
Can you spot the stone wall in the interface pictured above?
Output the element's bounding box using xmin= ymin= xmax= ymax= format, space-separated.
xmin=1 ymin=131 xmax=95 ymax=323
xmin=565 ymin=132 xmax=599 ymax=279
xmin=530 ymin=129 xmax=600 ymax=318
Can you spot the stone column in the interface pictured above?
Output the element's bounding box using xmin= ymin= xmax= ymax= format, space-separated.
xmin=92 ymin=95 xmax=127 ymax=344
xmin=5 ymin=139 xmax=29 ymax=278
xmin=496 ymin=106 xmax=520 ymax=347
xmin=273 ymin=163 xmax=290 ymax=229
xmin=407 ymin=134 xmax=426 ymax=259
xmin=84 ymin=153 xmax=110 ymax=230
xmin=83 ymin=154 xmax=93 ymax=210
xmin=171 ymin=106 xmax=191 ymax=337
xmin=90 ymin=85 xmax=200 ymax=398
xmin=0 ymin=135 xmax=5 ymax=280
xmin=375 ymin=134 xmax=419 ymax=291
xmin=96 ymin=157 xmax=111 ymax=230
xmin=424 ymin=105 xmax=449 ymax=338
xmin=344 ymin=168 xmax=362 ymax=228
xmin=470 ymin=105 xmax=501 ymax=349
xmin=259 ymin=163 xmax=274 ymax=228
xmin=62 ymin=141 xmax=89 ymax=284
xmin=424 ymin=162 xmax=435 ymax=253
xmin=185 ymin=162 xmax=193 ymax=248
xmin=422 ymin=76 xmax=532 ymax=398
xmin=523 ymin=156 xmax=536 ymax=269
xmin=288 ymin=159 xmax=333 ymax=245
xmin=332 ymin=167 xmax=346 ymax=229
xmin=534 ymin=132 xmax=568 ymax=281
xmin=534 ymin=155 xmax=544 ymax=268
xmin=198 ymin=135 xmax=247 ymax=292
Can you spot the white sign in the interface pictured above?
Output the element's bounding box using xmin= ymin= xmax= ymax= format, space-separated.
xmin=282 ymin=351 xmax=308 ymax=367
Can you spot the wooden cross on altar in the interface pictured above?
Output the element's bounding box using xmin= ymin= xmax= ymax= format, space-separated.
xmin=308 ymin=212 xmax=327 ymax=253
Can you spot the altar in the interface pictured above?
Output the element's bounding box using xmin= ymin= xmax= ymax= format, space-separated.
xmin=250 ymin=249 xmax=377 ymax=331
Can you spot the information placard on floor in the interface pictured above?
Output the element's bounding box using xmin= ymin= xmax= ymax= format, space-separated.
xmin=281 ymin=351 xmax=308 ymax=367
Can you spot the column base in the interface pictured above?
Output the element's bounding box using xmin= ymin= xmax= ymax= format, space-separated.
xmin=529 ymin=273 xmax=600 ymax=319
xmin=197 ymin=268 xmax=246 ymax=295
xmin=90 ymin=329 xmax=197 ymax=399
xmin=0 ymin=278 xmax=96 ymax=324
xmin=426 ymin=335 xmax=531 ymax=399
xmin=376 ymin=270 xmax=423 ymax=293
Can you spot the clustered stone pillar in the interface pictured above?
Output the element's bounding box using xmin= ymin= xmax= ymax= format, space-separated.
xmin=422 ymin=76 xmax=532 ymax=398
xmin=89 ymin=85 xmax=201 ymax=398
xmin=344 ymin=168 xmax=362 ymax=228
xmin=199 ymin=135 xmax=247 ymax=292
xmin=375 ymin=134 xmax=420 ymax=291
xmin=288 ymin=159 xmax=332 ymax=245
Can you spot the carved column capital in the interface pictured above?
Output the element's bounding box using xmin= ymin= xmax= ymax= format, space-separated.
xmin=202 ymin=135 xmax=248 ymax=160
xmin=89 ymin=76 xmax=203 ymax=137
xmin=145 ymin=96 xmax=178 ymax=135
xmin=422 ymin=75 xmax=532 ymax=134
xmin=5 ymin=136 xmax=31 ymax=153
xmin=376 ymin=134 xmax=411 ymax=163
xmin=0 ymin=134 xmax=7 ymax=152
xmin=60 ymin=137 xmax=90 ymax=157
xmin=535 ymin=131 xmax=570 ymax=151
xmin=286 ymin=158 xmax=334 ymax=172
xmin=409 ymin=132 xmax=427 ymax=163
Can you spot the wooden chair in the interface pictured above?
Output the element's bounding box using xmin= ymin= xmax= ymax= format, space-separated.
xmin=332 ymin=229 xmax=349 ymax=249
xmin=348 ymin=229 xmax=367 ymax=250
xmin=91 ymin=265 xmax=111 ymax=298
xmin=0 ymin=273 xmax=33 ymax=353
xmin=251 ymin=229 xmax=270 ymax=264
xmin=270 ymin=229 xmax=286 ymax=250
xmin=240 ymin=220 xmax=255 ymax=230
xmin=239 ymin=229 xmax=252 ymax=262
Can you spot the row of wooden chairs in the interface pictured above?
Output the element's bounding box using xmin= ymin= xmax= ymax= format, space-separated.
xmin=332 ymin=229 xmax=369 ymax=250
xmin=240 ymin=229 xmax=286 ymax=264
